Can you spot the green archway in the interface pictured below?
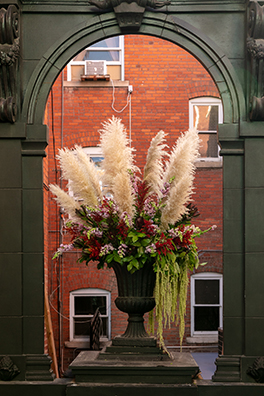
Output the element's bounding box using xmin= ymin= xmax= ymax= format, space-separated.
xmin=22 ymin=12 xmax=245 ymax=125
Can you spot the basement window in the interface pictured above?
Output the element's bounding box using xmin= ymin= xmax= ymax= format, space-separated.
xmin=190 ymin=272 xmax=223 ymax=340
xmin=70 ymin=288 xmax=111 ymax=341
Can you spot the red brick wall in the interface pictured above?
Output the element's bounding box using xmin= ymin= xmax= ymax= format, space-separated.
xmin=45 ymin=34 xmax=222 ymax=371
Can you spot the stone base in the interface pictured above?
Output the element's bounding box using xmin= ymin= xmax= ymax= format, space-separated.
xmin=69 ymin=345 xmax=199 ymax=384
xmin=112 ymin=335 xmax=157 ymax=347
xmin=0 ymin=354 xmax=54 ymax=381
xmin=25 ymin=354 xmax=55 ymax=381
xmin=97 ymin=341 xmax=171 ymax=361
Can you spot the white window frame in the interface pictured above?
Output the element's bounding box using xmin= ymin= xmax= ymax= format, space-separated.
xmin=70 ymin=288 xmax=111 ymax=342
xmin=67 ymin=36 xmax=124 ymax=81
xmin=191 ymin=272 xmax=223 ymax=337
xmin=189 ymin=97 xmax=223 ymax=161
xmin=82 ymin=146 xmax=102 ymax=157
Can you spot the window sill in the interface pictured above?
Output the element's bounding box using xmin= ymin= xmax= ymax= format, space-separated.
xmin=64 ymin=80 xmax=129 ymax=88
xmin=65 ymin=339 xmax=109 ymax=349
xmin=195 ymin=159 xmax=222 ymax=168
xmin=186 ymin=335 xmax=218 ymax=344
xmin=65 ymin=341 xmax=90 ymax=349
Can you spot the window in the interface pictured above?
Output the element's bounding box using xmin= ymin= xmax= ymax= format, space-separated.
xmin=68 ymin=146 xmax=111 ymax=207
xmin=189 ymin=97 xmax=223 ymax=160
xmin=191 ymin=273 xmax=223 ymax=337
xmin=68 ymin=146 xmax=103 ymax=197
xmin=82 ymin=146 xmax=111 ymax=196
xmin=67 ymin=36 xmax=124 ymax=82
xmin=83 ymin=146 xmax=104 ymax=187
xmin=70 ymin=288 xmax=111 ymax=341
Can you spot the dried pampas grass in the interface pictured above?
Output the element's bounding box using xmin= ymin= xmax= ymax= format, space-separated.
xmin=161 ymin=128 xmax=200 ymax=227
xmin=100 ymin=116 xmax=135 ymax=188
xmin=57 ymin=147 xmax=99 ymax=207
xmin=74 ymin=145 xmax=103 ymax=201
xmin=143 ymin=130 xmax=168 ymax=197
xmin=100 ymin=116 xmax=134 ymax=215
xmin=49 ymin=184 xmax=80 ymax=222
xmin=50 ymin=118 xmax=199 ymax=228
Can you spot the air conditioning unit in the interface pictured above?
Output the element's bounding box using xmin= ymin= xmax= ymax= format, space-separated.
xmin=85 ymin=60 xmax=107 ymax=76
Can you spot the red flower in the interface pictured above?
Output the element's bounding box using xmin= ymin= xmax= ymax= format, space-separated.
xmin=135 ymin=180 xmax=150 ymax=214
xmin=155 ymin=233 xmax=174 ymax=255
xmin=173 ymin=226 xmax=193 ymax=248
xmin=117 ymin=220 xmax=129 ymax=239
xmin=141 ymin=219 xmax=153 ymax=233
xmin=88 ymin=239 xmax=102 ymax=259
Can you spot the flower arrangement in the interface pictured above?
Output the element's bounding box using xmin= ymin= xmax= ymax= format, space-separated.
xmin=50 ymin=116 xmax=214 ymax=348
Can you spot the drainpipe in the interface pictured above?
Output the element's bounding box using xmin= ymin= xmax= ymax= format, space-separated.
xmin=58 ymin=69 xmax=65 ymax=375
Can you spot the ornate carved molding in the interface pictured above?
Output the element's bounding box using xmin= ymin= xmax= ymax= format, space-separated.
xmin=0 ymin=5 xmax=20 ymax=123
xmin=0 ymin=355 xmax=20 ymax=381
xmin=247 ymin=356 xmax=264 ymax=383
xmin=247 ymin=1 xmax=264 ymax=120
xmin=88 ymin=0 xmax=170 ymax=30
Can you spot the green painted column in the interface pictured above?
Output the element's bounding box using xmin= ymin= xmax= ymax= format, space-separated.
xmin=0 ymin=136 xmax=23 ymax=358
xmin=214 ymin=121 xmax=264 ymax=382
xmin=244 ymin=136 xmax=264 ymax=356
xmin=21 ymin=125 xmax=54 ymax=380
xmin=0 ymin=124 xmax=53 ymax=380
xmin=213 ymin=123 xmax=245 ymax=382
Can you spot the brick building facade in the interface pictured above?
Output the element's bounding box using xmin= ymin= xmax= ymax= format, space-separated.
xmin=44 ymin=34 xmax=223 ymax=372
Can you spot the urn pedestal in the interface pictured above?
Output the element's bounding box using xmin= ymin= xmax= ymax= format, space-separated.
xmin=111 ymin=260 xmax=156 ymax=347
xmin=70 ymin=261 xmax=200 ymax=382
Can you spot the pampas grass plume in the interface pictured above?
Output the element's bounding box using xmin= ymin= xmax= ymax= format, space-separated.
xmin=49 ymin=184 xmax=80 ymax=221
xmin=57 ymin=147 xmax=98 ymax=207
xmin=143 ymin=130 xmax=168 ymax=197
xmin=74 ymin=145 xmax=103 ymax=201
xmin=100 ymin=116 xmax=134 ymax=215
xmin=161 ymin=128 xmax=200 ymax=227
xmin=163 ymin=128 xmax=199 ymax=185
xmin=100 ymin=116 xmax=135 ymax=188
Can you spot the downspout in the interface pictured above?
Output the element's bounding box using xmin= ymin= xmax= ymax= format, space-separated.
xmin=59 ymin=69 xmax=65 ymax=375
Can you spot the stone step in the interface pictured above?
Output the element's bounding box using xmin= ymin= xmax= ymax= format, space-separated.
xmin=70 ymin=350 xmax=200 ymax=384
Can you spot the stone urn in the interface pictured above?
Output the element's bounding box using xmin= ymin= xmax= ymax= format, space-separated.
xmin=110 ymin=259 xmax=156 ymax=346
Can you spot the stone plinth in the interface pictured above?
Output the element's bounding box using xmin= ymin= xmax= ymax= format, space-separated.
xmin=69 ymin=346 xmax=199 ymax=384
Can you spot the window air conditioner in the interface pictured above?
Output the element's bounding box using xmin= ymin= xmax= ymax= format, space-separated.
xmin=85 ymin=60 xmax=107 ymax=76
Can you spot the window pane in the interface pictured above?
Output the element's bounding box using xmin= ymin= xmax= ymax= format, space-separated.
xmin=90 ymin=37 xmax=119 ymax=48
xmin=194 ymin=307 xmax=219 ymax=331
xmin=91 ymin=156 xmax=103 ymax=169
xmin=74 ymin=296 xmax=106 ymax=315
xmin=85 ymin=50 xmax=120 ymax=62
xmin=73 ymin=50 xmax=119 ymax=62
xmin=193 ymin=105 xmax=218 ymax=131
xmin=199 ymin=133 xmax=218 ymax=158
xmin=74 ymin=317 xmax=107 ymax=337
xmin=195 ymin=279 xmax=219 ymax=304
xmin=73 ymin=50 xmax=88 ymax=62
xmin=74 ymin=317 xmax=91 ymax=337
